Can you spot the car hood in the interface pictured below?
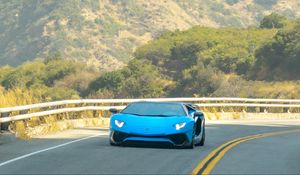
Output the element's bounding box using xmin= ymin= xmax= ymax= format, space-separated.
xmin=110 ymin=113 xmax=194 ymax=135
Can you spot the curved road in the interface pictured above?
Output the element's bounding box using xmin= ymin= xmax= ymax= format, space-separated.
xmin=1 ymin=120 xmax=300 ymax=174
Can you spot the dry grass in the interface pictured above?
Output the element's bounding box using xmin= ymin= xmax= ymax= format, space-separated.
xmin=0 ymin=88 xmax=41 ymax=108
xmin=0 ymin=88 xmax=106 ymax=139
xmin=252 ymin=81 xmax=300 ymax=99
xmin=10 ymin=111 xmax=109 ymax=139
xmin=204 ymin=112 xmax=300 ymax=120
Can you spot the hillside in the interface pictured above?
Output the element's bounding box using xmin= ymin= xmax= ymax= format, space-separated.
xmin=1 ymin=17 xmax=299 ymax=107
xmin=88 ymin=16 xmax=300 ymax=97
xmin=0 ymin=0 xmax=300 ymax=68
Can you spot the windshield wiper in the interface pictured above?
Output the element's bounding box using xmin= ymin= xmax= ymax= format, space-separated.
xmin=143 ymin=114 xmax=180 ymax=117
xmin=120 ymin=112 xmax=144 ymax=116
xmin=121 ymin=112 xmax=181 ymax=117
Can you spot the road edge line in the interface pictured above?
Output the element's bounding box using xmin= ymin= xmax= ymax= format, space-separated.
xmin=0 ymin=133 xmax=107 ymax=167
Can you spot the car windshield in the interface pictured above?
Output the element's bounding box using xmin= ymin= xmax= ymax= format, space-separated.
xmin=121 ymin=102 xmax=186 ymax=116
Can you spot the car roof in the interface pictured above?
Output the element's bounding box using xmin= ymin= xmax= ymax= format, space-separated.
xmin=130 ymin=101 xmax=197 ymax=108
xmin=131 ymin=101 xmax=184 ymax=105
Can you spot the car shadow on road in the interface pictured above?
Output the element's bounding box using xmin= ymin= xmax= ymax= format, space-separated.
xmin=121 ymin=141 xmax=176 ymax=149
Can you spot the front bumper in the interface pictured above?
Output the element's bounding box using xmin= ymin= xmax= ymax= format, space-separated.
xmin=110 ymin=130 xmax=191 ymax=147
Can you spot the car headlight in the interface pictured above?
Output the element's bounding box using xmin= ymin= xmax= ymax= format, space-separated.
xmin=115 ymin=120 xmax=125 ymax=128
xmin=174 ymin=122 xmax=186 ymax=130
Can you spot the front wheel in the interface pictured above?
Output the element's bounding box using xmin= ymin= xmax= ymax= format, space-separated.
xmin=109 ymin=139 xmax=116 ymax=146
xmin=186 ymin=130 xmax=195 ymax=149
xmin=196 ymin=124 xmax=205 ymax=146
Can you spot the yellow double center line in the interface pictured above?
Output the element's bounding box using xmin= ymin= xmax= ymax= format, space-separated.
xmin=191 ymin=129 xmax=300 ymax=175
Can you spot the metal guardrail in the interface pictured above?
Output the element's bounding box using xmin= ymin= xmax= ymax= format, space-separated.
xmin=1 ymin=97 xmax=300 ymax=113
xmin=1 ymin=98 xmax=300 ymax=125
xmin=0 ymin=106 xmax=124 ymax=123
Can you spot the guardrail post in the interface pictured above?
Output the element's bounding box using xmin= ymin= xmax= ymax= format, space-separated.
xmin=259 ymin=107 xmax=264 ymax=113
xmin=283 ymin=107 xmax=289 ymax=113
xmin=242 ymin=108 xmax=247 ymax=113
xmin=221 ymin=108 xmax=225 ymax=113
xmin=19 ymin=110 xmax=30 ymax=127
xmin=20 ymin=110 xmax=29 ymax=115
xmin=0 ymin=112 xmax=10 ymax=131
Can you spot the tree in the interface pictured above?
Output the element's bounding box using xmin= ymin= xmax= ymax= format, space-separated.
xmin=89 ymin=69 xmax=126 ymax=92
xmin=44 ymin=52 xmax=63 ymax=64
xmin=134 ymin=26 xmax=276 ymax=76
xmin=252 ymin=21 xmax=300 ymax=80
xmin=44 ymin=59 xmax=83 ymax=86
xmin=0 ymin=65 xmax=13 ymax=82
xmin=168 ymin=41 xmax=204 ymax=78
xmin=1 ymin=61 xmax=46 ymax=89
xmin=171 ymin=64 xmax=224 ymax=97
xmin=260 ymin=13 xmax=287 ymax=29
xmin=88 ymin=59 xmax=169 ymax=98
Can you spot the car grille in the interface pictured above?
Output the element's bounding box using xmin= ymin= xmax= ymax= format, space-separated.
xmin=112 ymin=131 xmax=188 ymax=145
xmin=167 ymin=133 xmax=188 ymax=145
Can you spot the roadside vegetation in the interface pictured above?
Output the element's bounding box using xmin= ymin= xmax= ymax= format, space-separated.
xmin=0 ymin=53 xmax=100 ymax=107
xmin=89 ymin=14 xmax=300 ymax=99
xmin=0 ymin=14 xmax=300 ymax=108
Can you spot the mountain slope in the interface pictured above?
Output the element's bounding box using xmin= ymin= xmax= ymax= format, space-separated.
xmin=0 ymin=0 xmax=299 ymax=68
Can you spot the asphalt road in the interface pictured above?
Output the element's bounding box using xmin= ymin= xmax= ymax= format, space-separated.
xmin=1 ymin=120 xmax=300 ymax=174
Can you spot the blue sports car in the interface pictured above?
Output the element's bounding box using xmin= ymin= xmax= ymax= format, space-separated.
xmin=109 ymin=101 xmax=205 ymax=149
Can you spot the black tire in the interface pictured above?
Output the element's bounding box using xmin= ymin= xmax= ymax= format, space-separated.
xmin=186 ymin=129 xmax=195 ymax=149
xmin=109 ymin=139 xmax=117 ymax=146
xmin=196 ymin=124 xmax=205 ymax=146
xmin=187 ymin=139 xmax=194 ymax=149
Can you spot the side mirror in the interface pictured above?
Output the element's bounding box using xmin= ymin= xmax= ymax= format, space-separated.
xmin=109 ymin=108 xmax=119 ymax=114
xmin=193 ymin=112 xmax=203 ymax=117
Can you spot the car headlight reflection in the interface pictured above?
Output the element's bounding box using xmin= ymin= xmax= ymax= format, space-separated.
xmin=175 ymin=122 xmax=186 ymax=130
xmin=115 ymin=120 xmax=125 ymax=128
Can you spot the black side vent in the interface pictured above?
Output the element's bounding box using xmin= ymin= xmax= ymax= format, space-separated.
xmin=112 ymin=131 xmax=128 ymax=142
xmin=168 ymin=134 xmax=187 ymax=145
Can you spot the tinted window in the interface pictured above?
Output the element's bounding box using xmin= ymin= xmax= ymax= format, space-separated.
xmin=121 ymin=102 xmax=186 ymax=116
xmin=185 ymin=105 xmax=196 ymax=115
